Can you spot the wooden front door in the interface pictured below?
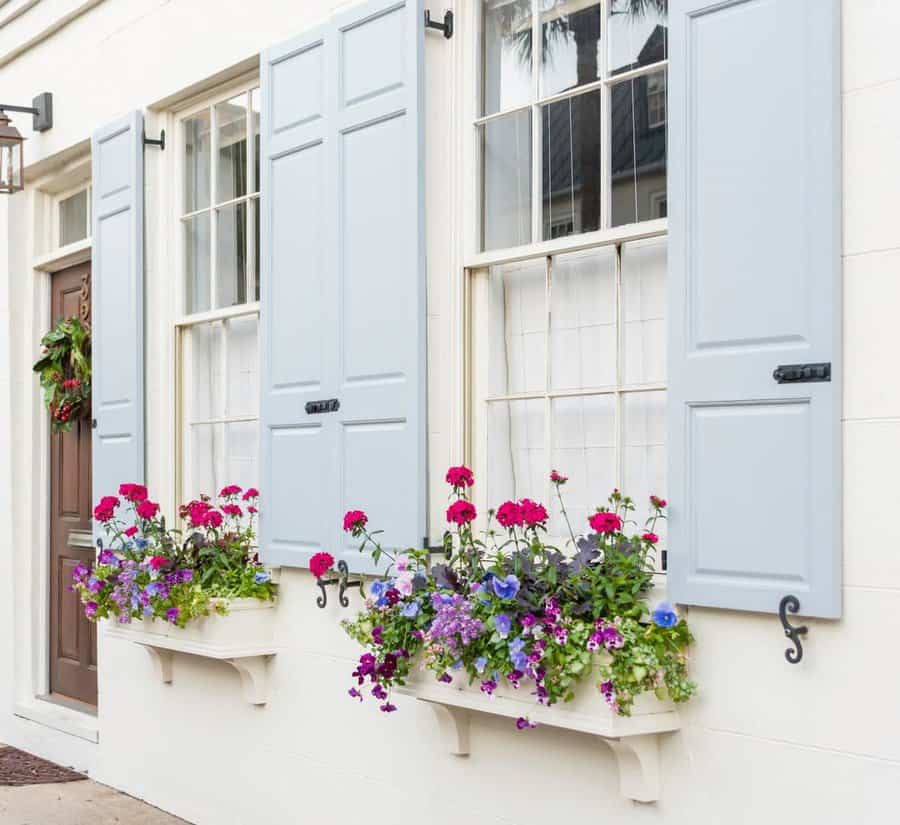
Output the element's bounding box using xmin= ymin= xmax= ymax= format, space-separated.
xmin=48 ymin=262 xmax=97 ymax=708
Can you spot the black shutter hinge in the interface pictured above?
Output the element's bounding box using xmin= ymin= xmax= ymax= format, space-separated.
xmin=425 ymin=9 xmax=453 ymax=39
xmin=143 ymin=129 xmax=166 ymax=150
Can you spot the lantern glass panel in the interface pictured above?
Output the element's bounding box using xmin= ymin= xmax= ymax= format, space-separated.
xmin=0 ymin=140 xmax=23 ymax=193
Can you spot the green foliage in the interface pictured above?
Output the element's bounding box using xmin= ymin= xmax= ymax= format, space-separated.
xmin=32 ymin=316 xmax=91 ymax=432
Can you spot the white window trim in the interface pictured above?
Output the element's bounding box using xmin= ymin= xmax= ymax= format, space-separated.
xmin=468 ymin=0 xmax=669 ymax=262
xmin=170 ymin=75 xmax=261 ymax=507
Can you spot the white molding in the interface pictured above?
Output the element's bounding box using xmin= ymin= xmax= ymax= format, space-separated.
xmin=0 ymin=0 xmax=106 ymax=69
xmin=32 ymin=237 xmax=91 ymax=272
xmin=13 ymin=698 xmax=99 ymax=743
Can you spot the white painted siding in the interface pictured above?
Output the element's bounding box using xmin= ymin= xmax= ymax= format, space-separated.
xmin=0 ymin=1 xmax=898 ymax=823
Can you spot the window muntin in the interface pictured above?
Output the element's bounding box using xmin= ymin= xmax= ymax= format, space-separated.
xmin=472 ymin=236 xmax=667 ymax=554
xmin=478 ymin=0 xmax=668 ymax=250
xmin=177 ymin=83 xmax=261 ymax=502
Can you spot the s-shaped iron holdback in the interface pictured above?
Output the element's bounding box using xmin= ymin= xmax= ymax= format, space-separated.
xmin=778 ymin=594 xmax=808 ymax=664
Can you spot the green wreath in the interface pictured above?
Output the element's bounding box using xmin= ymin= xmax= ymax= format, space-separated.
xmin=32 ymin=316 xmax=92 ymax=433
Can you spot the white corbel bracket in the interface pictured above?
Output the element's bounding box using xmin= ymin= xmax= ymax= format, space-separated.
xmin=412 ymin=686 xmax=678 ymax=803
xmin=134 ymin=642 xmax=277 ymax=706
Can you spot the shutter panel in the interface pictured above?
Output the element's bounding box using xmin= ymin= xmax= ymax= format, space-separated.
xmin=259 ymin=0 xmax=426 ymax=572
xmin=91 ymin=111 xmax=145 ymax=539
xmin=667 ymin=0 xmax=841 ymax=617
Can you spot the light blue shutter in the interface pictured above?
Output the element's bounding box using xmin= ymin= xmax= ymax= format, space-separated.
xmin=667 ymin=0 xmax=841 ymax=617
xmin=91 ymin=111 xmax=145 ymax=539
xmin=259 ymin=0 xmax=426 ymax=572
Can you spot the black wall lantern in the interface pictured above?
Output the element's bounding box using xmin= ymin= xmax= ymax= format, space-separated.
xmin=0 ymin=93 xmax=53 ymax=195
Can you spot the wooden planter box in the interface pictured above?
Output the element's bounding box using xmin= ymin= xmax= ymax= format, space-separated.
xmin=105 ymin=598 xmax=279 ymax=705
xmin=400 ymin=665 xmax=680 ymax=803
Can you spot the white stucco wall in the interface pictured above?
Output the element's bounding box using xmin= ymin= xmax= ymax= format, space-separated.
xmin=1 ymin=1 xmax=899 ymax=823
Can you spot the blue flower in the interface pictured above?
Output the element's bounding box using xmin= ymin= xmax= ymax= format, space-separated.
xmin=511 ymin=650 xmax=528 ymax=671
xmin=134 ymin=537 xmax=149 ymax=550
xmin=476 ymin=582 xmax=492 ymax=603
xmin=370 ymin=580 xmax=387 ymax=600
xmin=254 ymin=571 xmax=271 ymax=584
xmin=492 ymin=574 xmax=521 ymax=600
xmin=494 ymin=613 xmax=512 ymax=639
xmin=652 ymin=601 xmax=678 ymax=629
xmin=509 ymin=636 xmax=526 ymax=654
xmin=474 ymin=656 xmax=488 ymax=674
xmin=401 ymin=600 xmax=420 ymax=618
xmin=451 ymin=659 xmax=463 ymax=670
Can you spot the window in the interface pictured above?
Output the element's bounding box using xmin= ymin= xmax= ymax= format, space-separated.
xmin=56 ymin=186 xmax=91 ymax=247
xmin=478 ymin=0 xmax=668 ymax=250
xmin=470 ymin=238 xmax=668 ymax=551
xmin=176 ymin=84 xmax=261 ymax=501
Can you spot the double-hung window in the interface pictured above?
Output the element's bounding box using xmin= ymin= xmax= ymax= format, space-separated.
xmin=470 ymin=1 xmax=669 ymax=552
xmin=176 ymin=84 xmax=261 ymax=501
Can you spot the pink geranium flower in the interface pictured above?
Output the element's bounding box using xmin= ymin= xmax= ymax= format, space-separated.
xmin=118 ymin=483 xmax=148 ymax=503
xmin=642 ymin=532 xmax=659 ymax=544
xmin=93 ymin=496 xmax=120 ymax=523
xmin=242 ymin=488 xmax=260 ymax=501
xmin=496 ymin=500 xmax=524 ymax=529
xmin=136 ymin=500 xmax=159 ymax=520
xmin=445 ymin=465 xmax=474 ymax=489
xmin=220 ymin=485 xmax=242 ymax=498
xmin=520 ymin=498 xmax=548 ymax=527
xmin=446 ymin=499 xmax=477 ymax=525
xmin=588 ymin=511 xmax=622 ymax=534
xmin=309 ymin=552 xmax=335 ymax=579
xmin=343 ymin=510 xmax=368 ymax=533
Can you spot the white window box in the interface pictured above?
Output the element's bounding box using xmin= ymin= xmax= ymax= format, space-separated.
xmin=400 ymin=666 xmax=680 ymax=803
xmin=105 ymin=598 xmax=278 ymax=705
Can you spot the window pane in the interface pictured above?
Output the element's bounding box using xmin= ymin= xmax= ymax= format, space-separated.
xmin=225 ymin=316 xmax=259 ymax=418
xmin=59 ymin=190 xmax=88 ymax=246
xmin=489 ymin=259 xmax=546 ymax=396
xmin=487 ymin=399 xmax=546 ymax=508
xmin=225 ymin=421 xmax=260 ymax=491
xmin=482 ymin=0 xmax=533 ymax=116
xmin=609 ymin=0 xmax=667 ymax=77
xmin=251 ymin=89 xmax=261 ymax=194
xmin=215 ymin=94 xmax=248 ymax=203
xmin=542 ymin=89 xmax=602 ymax=239
xmin=622 ymin=238 xmax=666 ymax=384
xmin=216 ymin=202 xmax=247 ymax=308
xmin=622 ymin=390 xmax=666 ymax=516
xmin=187 ymin=321 xmax=224 ymax=422
xmin=550 ymin=394 xmax=616 ymax=539
xmin=184 ymin=111 xmax=211 ymax=212
xmin=550 ymin=247 xmax=616 ymax=390
xmin=610 ymin=70 xmax=667 ymax=226
xmin=184 ymin=213 xmax=211 ymax=314
xmin=188 ymin=423 xmax=223 ymax=499
xmin=482 ymin=110 xmax=532 ymax=251
xmin=540 ymin=1 xmax=603 ymax=99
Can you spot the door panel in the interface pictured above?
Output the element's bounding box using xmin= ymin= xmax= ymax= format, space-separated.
xmin=49 ymin=262 xmax=97 ymax=707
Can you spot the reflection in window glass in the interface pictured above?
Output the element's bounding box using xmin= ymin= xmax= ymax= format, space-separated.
xmin=184 ymin=111 xmax=211 ymax=212
xmin=482 ymin=0 xmax=533 ymax=116
xmin=487 ymin=399 xmax=546 ymax=509
xmin=184 ymin=212 xmax=211 ymax=314
xmin=251 ymin=89 xmax=261 ymax=194
xmin=216 ymin=202 xmax=247 ymax=308
xmin=482 ymin=110 xmax=532 ymax=251
xmin=215 ymin=95 xmax=248 ymax=203
xmin=610 ymin=70 xmax=667 ymax=226
xmin=550 ymin=394 xmax=616 ymax=537
xmin=59 ymin=189 xmax=88 ymax=246
xmin=540 ymin=1 xmax=603 ymax=99
xmin=623 ymin=389 xmax=667 ymax=539
xmin=489 ymin=259 xmax=546 ymax=396
xmin=608 ymin=0 xmax=667 ymax=76
xmin=550 ymin=247 xmax=617 ymax=390
xmin=622 ymin=238 xmax=666 ymax=385
xmin=542 ymin=89 xmax=603 ymax=239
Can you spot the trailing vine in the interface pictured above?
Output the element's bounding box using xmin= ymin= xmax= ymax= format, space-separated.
xmin=32 ymin=316 xmax=91 ymax=433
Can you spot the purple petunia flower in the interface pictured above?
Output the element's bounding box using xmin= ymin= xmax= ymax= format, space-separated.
xmin=516 ymin=717 xmax=537 ymax=730
xmin=372 ymin=684 xmax=388 ymax=700
xmin=652 ymin=601 xmax=678 ymax=629
xmin=437 ymin=672 xmax=453 ymax=683
xmin=480 ymin=679 xmax=498 ymax=696
xmin=379 ymin=703 xmax=397 ymax=713
xmin=84 ymin=601 xmax=98 ymax=620
xmin=165 ymin=607 xmax=180 ymax=624
xmin=491 ymin=574 xmax=521 ymax=600
xmin=97 ymin=549 xmax=117 ymax=566
xmin=494 ymin=613 xmax=511 ymax=639
xmin=348 ymin=687 xmax=362 ymax=702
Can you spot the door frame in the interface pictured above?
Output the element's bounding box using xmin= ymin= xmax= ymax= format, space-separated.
xmin=10 ymin=155 xmax=99 ymax=740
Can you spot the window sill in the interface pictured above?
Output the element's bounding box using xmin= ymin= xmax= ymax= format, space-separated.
xmin=14 ymin=697 xmax=99 ymax=743
xmin=105 ymin=598 xmax=279 ymax=705
xmin=400 ymin=669 xmax=679 ymax=803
